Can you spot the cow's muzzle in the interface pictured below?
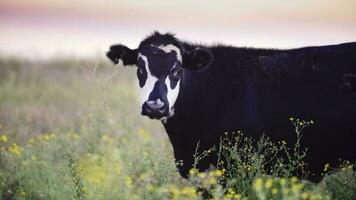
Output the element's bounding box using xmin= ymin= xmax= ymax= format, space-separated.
xmin=141 ymin=99 xmax=169 ymax=119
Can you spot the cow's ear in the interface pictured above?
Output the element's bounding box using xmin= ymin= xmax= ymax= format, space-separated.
xmin=106 ymin=44 xmax=138 ymax=66
xmin=183 ymin=47 xmax=213 ymax=71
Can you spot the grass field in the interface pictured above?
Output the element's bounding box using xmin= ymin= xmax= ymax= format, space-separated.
xmin=0 ymin=57 xmax=355 ymax=200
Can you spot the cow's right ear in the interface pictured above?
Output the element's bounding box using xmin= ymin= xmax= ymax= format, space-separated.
xmin=106 ymin=44 xmax=138 ymax=66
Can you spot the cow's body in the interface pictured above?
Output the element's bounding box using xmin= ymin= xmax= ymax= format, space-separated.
xmin=107 ymin=32 xmax=356 ymax=182
xmin=164 ymin=42 xmax=356 ymax=181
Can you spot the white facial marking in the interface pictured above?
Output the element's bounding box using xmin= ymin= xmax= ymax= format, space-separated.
xmin=138 ymin=44 xmax=182 ymax=119
xmin=150 ymin=44 xmax=182 ymax=63
xmin=165 ymin=76 xmax=180 ymax=115
xmin=138 ymin=53 xmax=158 ymax=106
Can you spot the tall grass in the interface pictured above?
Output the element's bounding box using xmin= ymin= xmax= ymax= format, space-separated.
xmin=0 ymin=57 xmax=355 ymax=199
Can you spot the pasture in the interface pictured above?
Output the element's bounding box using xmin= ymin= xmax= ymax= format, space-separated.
xmin=0 ymin=57 xmax=355 ymax=199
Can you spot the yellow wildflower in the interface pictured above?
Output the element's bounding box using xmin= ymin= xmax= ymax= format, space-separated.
xmin=234 ymin=193 xmax=242 ymax=199
xmin=323 ymin=163 xmax=330 ymax=172
xmin=228 ymin=188 xmax=236 ymax=195
xmin=265 ymin=178 xmax=273 ymax=189
xmin=301 ymin=192 xmax=309 ymax=199
xmin=145 ymin=184 xmax=155 ymax=192
xmin=254 ymin=178 xmax=263 ymax=191
xmin=71 ymin=133 xmax=80 ymax=140
xmin=0 ymin=134 xmax=7 ymax=143
xmin=214 ymin=169 xmax=223 ymax=176
xmin=271 ymin=188 xmax=278 ymax=195
xmin=181 ymin=187 xmax=196 ymax=197
xmin=31 ymin=155 xmax=37 ymax=161
xmin=125 ymin=176 xmax=132 ymax=188
xmin=292 ymin=183 xmax=303 ymax=192
xmin=290 ymin=176 xmax=298 ymax=183
xmin=80 ymin=163 xmax=107 ymax=184
xmin=206 ymin=177 xmax=217 ymax=185
xmin=27 ymin=138 xmax=35 ymax=145
xmin=101 ymin=135 xmax=110 ymax=142
xmin=198 ymin=172 xmax=206 ymax=178
xmin=189 ymin=168 xmax=198 ymax=176
xmin=8 ymin=143 xmax=22 ymax=156
xmin=139 ymin=172 xmax=151 ymax=181
xmin=279 ymin=178 xmax=286 ymax=185
xmin=42 ymin=134 xmax=51 ymax=141
xmin=49 ymin=133 xmax=56 ymax=139
xmin=170 ymin=186 xmax=180 ymax=199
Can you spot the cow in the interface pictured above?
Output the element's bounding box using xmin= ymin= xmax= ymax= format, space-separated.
xmin=106 ymin=31 xmax=356 ymax=182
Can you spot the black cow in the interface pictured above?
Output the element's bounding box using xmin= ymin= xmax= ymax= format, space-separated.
xmin=107 ymin=31 xmax=356 ymax=182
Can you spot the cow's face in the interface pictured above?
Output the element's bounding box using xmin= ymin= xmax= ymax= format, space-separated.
xmin=106 ymin=32 xmax=213 ymax=121
xmin=137 ymin=43 xmax=183 ymax=120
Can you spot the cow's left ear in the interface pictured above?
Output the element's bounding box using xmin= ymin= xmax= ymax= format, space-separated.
xmin=183 ymin=47 xmax=213 ymax=71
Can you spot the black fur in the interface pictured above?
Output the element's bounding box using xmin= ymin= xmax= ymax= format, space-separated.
xmin=183 ymin=47 xmax=213 ymax=71
xmin=107 ymin=32 xmax=213 ymax=71
xmin=107 ymin=44 xmax=138 ymax=66
xmin=107 ymin=32 xmax=356 ymax=182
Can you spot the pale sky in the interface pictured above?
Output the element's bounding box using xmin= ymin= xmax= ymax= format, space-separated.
xmin=1 ymin=0 xmax=356 ymax=59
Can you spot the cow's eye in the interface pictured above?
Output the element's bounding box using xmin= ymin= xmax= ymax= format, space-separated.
xmin=151 ymin=51 xmax=160 ymax=56
xmin=172 ymin=68 xmax=182 ymax=79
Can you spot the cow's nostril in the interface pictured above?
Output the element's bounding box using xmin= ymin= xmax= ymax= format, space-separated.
xmin=146 ymin=99 xmax=165 ymax=110
xmin=158 ymin=106 xmax=166 ymax=113
xmin=144 ymin=105 xmax=152 ymax=113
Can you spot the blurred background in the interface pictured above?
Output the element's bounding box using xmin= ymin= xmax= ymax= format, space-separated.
xmin=1 ymin=0 xmax=356 ymax=134
xmin=1 ymin=0 xmax=356 ymax=60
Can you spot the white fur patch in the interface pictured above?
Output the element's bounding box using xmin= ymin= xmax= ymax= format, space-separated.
xmin=165 ymin=76 xmax=180 ymax=115
xmin=138 ymin=53 xmax=158 ymax=106
xmin=151 ymin=44 xmax=182 ymax=62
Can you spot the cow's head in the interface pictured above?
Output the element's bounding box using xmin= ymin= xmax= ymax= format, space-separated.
xmin=106 ymin=32 xmax=212 ymax=120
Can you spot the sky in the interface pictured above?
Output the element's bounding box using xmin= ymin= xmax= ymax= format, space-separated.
xmin=1 ymin=0 xmax=356 ymax=59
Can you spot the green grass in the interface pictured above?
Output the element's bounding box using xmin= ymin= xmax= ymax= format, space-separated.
xmin=0 ymin=57 xmax=355 ymax=199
